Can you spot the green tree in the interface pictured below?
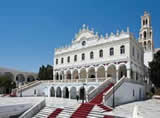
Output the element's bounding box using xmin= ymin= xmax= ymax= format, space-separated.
xmin=149 ymin=50 xmax=160 ymax=88
xmin=0 ymin=75 xmax=16 ymax=94
xmin=38 ymin=65 xmax=53 ymax=80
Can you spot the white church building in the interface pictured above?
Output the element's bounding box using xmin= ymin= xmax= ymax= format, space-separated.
xmin=52 ymin=11 xmax=153 ymax=103
xmin=21 ymin=12 xmax=154 ymax=107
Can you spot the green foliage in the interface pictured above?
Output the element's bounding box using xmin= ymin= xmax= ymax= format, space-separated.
xmin=38 ymin=64 xmax=53 ymax=80
xmin=0 ymin=75 xmax=16 ymax=94
xmin=149 ymin=50 xmax=160 ymax=88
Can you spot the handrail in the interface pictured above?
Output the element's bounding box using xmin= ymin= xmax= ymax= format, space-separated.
xmin=19 ymin=99 xmax=45 ymax=118
xmin=53 ymin=78 xmax=106 ymax=83
xmin=19 ymin=80 xmax=38 ymax=89
xmin=103 ymin=76 xmax=126 ymax=104
xmin=14 ymin=81 xmax=41 ymax=94
xmin=88 ymin=77 xmax=112 ymax=102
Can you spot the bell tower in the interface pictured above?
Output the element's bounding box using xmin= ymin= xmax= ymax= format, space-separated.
xmin=139 ymin=11 xmax=154 ymax=67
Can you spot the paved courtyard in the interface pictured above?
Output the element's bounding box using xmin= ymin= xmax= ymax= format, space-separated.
xmin=104 ymin=99 xmax=160 ymax=118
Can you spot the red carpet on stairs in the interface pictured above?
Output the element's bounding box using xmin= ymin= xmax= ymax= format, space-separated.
xmin=89 ymin=83 xmax=113 ymax=104
xmin=48 ymin=108 xmax=63 ymax=118
xmin=103 ymin=115 xmax=115 ymax=118
xmin=71 ymin=103 xmax=94 ymax=118
xmin=98 ymin=104 xmax=112 ymax=111
xmin=71 ymin=83 xmax=114 ymax=118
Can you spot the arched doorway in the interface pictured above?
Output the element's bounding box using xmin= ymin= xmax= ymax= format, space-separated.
xmin=55 ymin=72 xmax=59 ymax=80
xmin=16 ymin=74 xmax=25 ymax=85
xmin=79 ymin=86 xmax=86 ymax=100
xmin=73 ymin=70 xmax=79 ymax=80
xmin=60 ymin=74 xmax=62 ymax=80
xmin=70 ymin=87 xmax=77 ymax=99
xmin=50 ymin=87 xmax=55 ymax=97
xmin=80 ymin=68 xmax=87 ymax=79
xmin=88 ymin=67 xmax=95 ymax=78
xmin=27 ymin=75 xmax=35 ymax=82
xmin=66 ymin=70 xmax=71 ymax=80
xmin=107 ymin=65 xmax=116 ymax=79
xmin=97 ymin=66 xmax=105 ymax=78
xmin=56 ymin=87 xmax=62 ymax=97
xmin=60 ymin=71 xmax=64 ymax=80
xmin=63 ymin=87 xmax=69 ymax=98
xmin=118 ymin=64 xmax=127 ymax=79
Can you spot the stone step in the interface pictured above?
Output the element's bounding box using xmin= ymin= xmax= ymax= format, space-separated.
xmin=34 ymin=113 xmax=48 ymax=118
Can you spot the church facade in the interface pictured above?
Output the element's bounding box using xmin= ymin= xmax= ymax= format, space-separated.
xmin=53 ymin=12 xmax=154 ymax=84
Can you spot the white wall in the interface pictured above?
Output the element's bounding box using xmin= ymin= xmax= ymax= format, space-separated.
xmin=144 ymin=51 xmax=153 ymax=67
xmin=20 ymin=82 xmax=100 ymax=97
xmin=105 ymin=82 xmax=145 ymax=106
xmin=20 ymin=83 xmax=49 ymax=97
xmin=54 ymin=33 xmax=130 ymax=70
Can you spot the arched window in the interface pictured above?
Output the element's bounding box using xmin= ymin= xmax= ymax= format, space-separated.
xmin=61 ymin=58 xmax=64 ymax=64
xmin=74 ymin=55 xmax=77 ymax=62
xmin=99 ymin=49 xmax=103 ymax=57
xmin=110 ymin=48 xmax=114 ymax=56
xmin=146 ymin=19 xmax=148 ymax=25
xmin=143 ymin=20 xmax=145 ymax=26
xmin=90 ymin=51 xmax=94 ymax=59
xmin=132 ymin=47 xmax=135 ymax=56
xmin=56 ymin=59 xmax=58 ymax=65
xmin=150 ymin=32 xmax=152 ymax=38
xmin=82 ymin=53 xmax=85 ymax=60
xmin=67 ymin=56 xmax=70 ymax=63
xmin=120 ymin=45 xmax=125 ymax=54
xmin=144 ymin=31 xmax=146 ymax=39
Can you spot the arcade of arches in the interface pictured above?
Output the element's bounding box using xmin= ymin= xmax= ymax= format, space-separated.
xmin=54 ymin=64 xmax=142 ymax=82
xmin=50 ymin=86 xmax=95 ymax=100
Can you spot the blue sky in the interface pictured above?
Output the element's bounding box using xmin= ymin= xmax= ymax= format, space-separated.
xmin=0 ymin=0 xmax=160 ymax=72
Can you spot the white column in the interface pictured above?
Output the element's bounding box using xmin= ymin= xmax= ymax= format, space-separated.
xmin=61 ymin=90 xmax=63 ymax=98
xmin=71 ymin=74 xmax=73 ymax=82
xmin=105 ymin=71 xmax=108 ymax=79
xmin=78 ymin=73 xmax=80 ymax=80
xmin=48 ymin=87 xmax=50 ymax=97
xmin=69 ymin=91 xmax=71 ymax=100
xmin=86 ymin=72 xmax=88 ymax=82
xmin=95 ymin=72 xmax=98 ymax=82
xmin=127 ymin=69 xmax=131 ymax=79
xmin=116 ymin=70 xmax=119 ymax=82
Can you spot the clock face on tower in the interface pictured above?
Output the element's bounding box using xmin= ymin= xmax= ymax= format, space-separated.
xmin=82 ymin=41 xmax=86 ymax=46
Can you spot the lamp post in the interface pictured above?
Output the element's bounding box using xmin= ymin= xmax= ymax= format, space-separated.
xmin=10 ymin=81 xmax=14 ymax=95
xmin=82 ymin=83 xmax=87 ymax=104
xmin=112 ymin=83 xmax=115 ymax=108
xmin=19 ymin=82 xmax=22 ymax=97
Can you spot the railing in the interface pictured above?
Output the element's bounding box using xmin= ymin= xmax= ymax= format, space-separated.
xmin=19 ymin=99 xmax=45 ymax=118
xmin=53 ymin=78 xmax=106 ymax=83
xmin=14 ymin=81 xmax=42 ymax=94
xmin=87 ymin=77 xmax=112 ymax=102
xmin=19 ymin=80 xmax=38 ymax=89
xmin=102 ymin=76 xmax=126 ymax=104
xmin=97 ymin=78 xmax=106 ymax=82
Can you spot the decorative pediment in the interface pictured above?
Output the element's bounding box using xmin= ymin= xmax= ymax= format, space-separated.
xmin=73 ymin=24 xmax=95 ymax=43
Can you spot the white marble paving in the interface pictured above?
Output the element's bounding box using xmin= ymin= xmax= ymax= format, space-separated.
xmin=104 ymin=99 xmax=160 ymax=118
